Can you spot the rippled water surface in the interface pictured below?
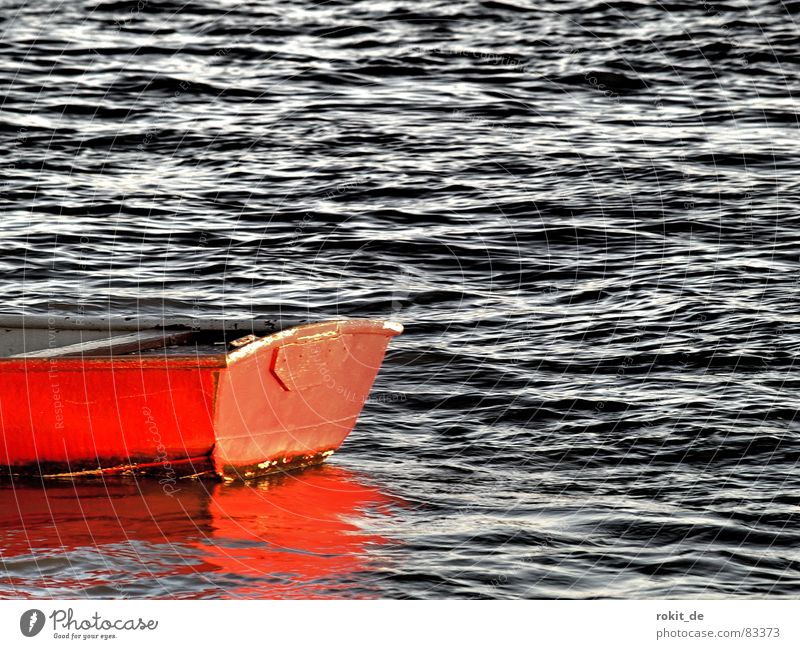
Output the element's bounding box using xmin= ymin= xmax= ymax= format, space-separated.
xmin=2 ymin=0 xmax=800 ymax=598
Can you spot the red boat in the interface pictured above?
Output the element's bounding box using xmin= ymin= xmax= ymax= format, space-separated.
xmin=0 ymin=315 xmax=402 ymax=480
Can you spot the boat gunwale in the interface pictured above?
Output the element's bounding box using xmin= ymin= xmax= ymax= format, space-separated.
xmin=0 ymin=354 xmax=228 ymax=369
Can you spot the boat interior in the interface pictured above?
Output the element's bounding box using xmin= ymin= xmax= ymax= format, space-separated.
xmin=0 ymin=321 xmax=276 ymax=359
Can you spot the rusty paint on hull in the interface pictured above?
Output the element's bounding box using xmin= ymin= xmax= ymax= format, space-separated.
xmin=217 ymin=449 xmax=337 ymax=482
xmin=0 ymin=456 xmax=214 ymax=480
xmin=0 ymin=319 xmax=402 ymax=481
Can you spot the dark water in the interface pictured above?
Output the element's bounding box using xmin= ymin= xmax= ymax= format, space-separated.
xmin=2 ymin=0 xmax=800 ymax=598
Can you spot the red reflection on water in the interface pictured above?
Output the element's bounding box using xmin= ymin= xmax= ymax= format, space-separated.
xmin=203 ymin=466 xmax=398 ymax=597
xmin=0 ymin=465 xmax=398 ymax=598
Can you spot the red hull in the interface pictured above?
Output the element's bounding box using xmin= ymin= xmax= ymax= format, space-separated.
xmin=0 ymin=320 xmax=401 ymax=480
